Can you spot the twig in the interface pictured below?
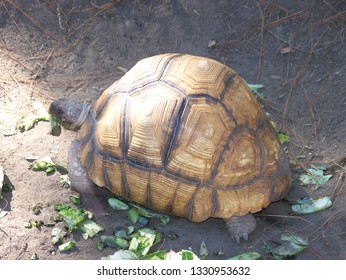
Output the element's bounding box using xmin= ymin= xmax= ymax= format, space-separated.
xmin=254 ymin=0 xmax=265 ymax=83
xmin=0 ymin=46 xmax=33 ymax=73
xmin=298 ymin=80 xmax=321 ymax=153
xmin=0 ymin=227 xmax=10 ymax=239
xmin=15 ymin=236 xmax=28 ymax=260
xmin=1 ymin=1 xmax=34 ymax=49
xmin=4 ymin=0 xmax=67 ymax=47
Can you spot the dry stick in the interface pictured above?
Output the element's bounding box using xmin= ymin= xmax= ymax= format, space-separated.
xmin=308 ymin=210 xmax=346 ymax=243
xmin=255 ymin=213 xmax=314 ymax=226
xmin=259 ymin=0 xmax=290 ymax=13
xmin=306 ymin=245 xmax=325 ymax=260
xmin=311 ymin=10 xmax=346 ymax=28
xmin=15 ymin=236 xmax=28 ymax=260
xmin=330 ymin=171 xmax=346 ymax=201
xmin=254 ymin=1 xmax=265 ymax=83
xmin=0 ymin=46 xmax=33 ymax=73
xmin=4 ymin=0 xmax=67 ymax=47
xmin=1 ymin=1 xmax=34 ymax=49
xmin=0 ymin=227 xmax=10 ymax=239
xmin=322 ymin=0 xmax=339 ymax=14
xmin=30 ymin=25 xmax=95 ymax=60
xmin=264 ymin=10 xmax=309 ymax=30
xmin=298 ymin=79 xmax=321 ymax=153
xmin=68 ymin=3 xmax=113 ymax=37
xmin=282 ymin=41 xmax=313 ymax=121
xmin=29 ymin=1 xmax=110 ymax=60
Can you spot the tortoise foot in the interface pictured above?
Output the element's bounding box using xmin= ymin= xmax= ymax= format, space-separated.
xmin=68 ymin=140 xmax=108 ymax=214
xmin=224 ymin=214 xmax=257 ymax=244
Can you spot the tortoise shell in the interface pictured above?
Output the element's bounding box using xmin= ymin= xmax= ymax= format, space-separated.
xmin=77 ymin=53 xmax=291 ymax=222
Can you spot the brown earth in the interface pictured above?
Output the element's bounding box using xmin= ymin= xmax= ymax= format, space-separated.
xmin=0 ymin=0 xmax=345 ymax=260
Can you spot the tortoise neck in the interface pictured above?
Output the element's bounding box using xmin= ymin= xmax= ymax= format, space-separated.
xmin=71 ymin=103 xmax=91 ymax=131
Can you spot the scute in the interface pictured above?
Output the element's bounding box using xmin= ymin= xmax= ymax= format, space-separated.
xmin=162 ymin=55 xmax=236 ymax=98
xmin=94 ymin=92 xmax=127 ymax=159
xmin=222 ymin=77 xmax=266 ymax=130
xmin=166 ymin=98 xmax=235 ymax=183
xmin=80 ymin=53 xmax=291 ymax=222
xmin=212 ymin=130 xmax=262 ymax=187
xmin=115 ymin=53 xmax=179 ymax=93
xmin=126 ymin=83 xmax=184 ymax=168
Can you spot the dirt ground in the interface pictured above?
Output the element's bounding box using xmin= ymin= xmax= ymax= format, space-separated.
xmin=0 ymin=0 xmax=345 ymax=260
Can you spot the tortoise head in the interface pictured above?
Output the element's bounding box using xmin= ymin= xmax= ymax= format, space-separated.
xmin=49 ymin=99 xmax=91 ymax=131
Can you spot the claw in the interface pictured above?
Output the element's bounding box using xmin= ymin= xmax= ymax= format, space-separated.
xmin=234 ymin=235 xmax=240 ymax=244
xmin=242 ymin=232 xmax=249 ymax=241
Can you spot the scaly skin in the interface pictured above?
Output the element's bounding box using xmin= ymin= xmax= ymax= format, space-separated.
xmin=68 ymin=140 xmax=107 ymax=213
xmin=224 ymin=214 xmax=257 ymax=244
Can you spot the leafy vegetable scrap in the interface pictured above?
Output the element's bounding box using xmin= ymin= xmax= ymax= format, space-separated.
xmin=291 ymin=196 xmax=332 ymax=215
xmin=31 ymin=157 xmax=57 ymax=174
xmin=108 ymin=197 xmax=170 ymax=226
xmin=267 ymin=233 xmax=308 ymax=259
xmin=101 ymin=227 xmax=162 ymax=259
xmin=54 ymin=204 xmax=103 ymax=238
xmin=246 ymin=82 xmax=289 ymax=144
xmin=299 ymin=165 xmax=332 ymax=190
xmin=16 ymin=102 xmax=51 ymax=132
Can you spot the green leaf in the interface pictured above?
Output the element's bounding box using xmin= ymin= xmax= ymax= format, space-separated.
xmin=16 ymin=102 xmax=50 ymax=132
xmin=278 ymin=10 xmax=288 ymax=18
xmin=108 ymin=197 xmax=129 ymax=210
xmin=32 ymin=157 xmax=56 ymax=174
xmin=54 ymin=203 xmax=70 ymax=212
xmin=299 ymin=165 xmax=332 ymax=189
xmin=49 ymin=115 xmax=61 ymax=136
xmin=291 ymin=196 xmax=332 ymax=214
xmin=277 ymin=132 xmax=290 ymax=144
xmin=102 ymin=250 xmax=139 ymax=260
xmin=79 ymin=219 xmax=104 ymax=239
xmin=199 ymin=241 xmax=208 ymax=257
xmin=128 ymin=207 xmax=139 ymax=224
xmin=165 ymin=250 xmax=200 ymax=260
xmin=60 ymin=175 xmax=71 ymax=188
xmin=130 ymin=203 xmax=170 ymax=225
xmin=127 ymin=226 xmax=135 ymax=235
xmin=100 ymin=235 xmax=129 ymax=249
xmin=30 ymin=253 xmax=39 ymax=260
xmin=159 ymin=215 xmax=170 ymax=225
xmin=3 ymin=129 xmax=17 ymax=136
xmin=229 ymin=251 xmax=262 ymax=260
xmin=280 ymin=233 xmax=308 ymax=245
xmin=114 ymin=236 xmax=130 ymax=249
xmin=56 ymin=206 xmax=87 ymax=232
xmin=100 ymin=235 xmax=118 ymax=248
xmin=270 ymin=120 xmax=289 ymax=144
xmin=96 ymin=241 xmax=105 ymax=251
xmin=69 ymin=195 xmax=81 ymax=205
xmin=247 ymin=83 xmax=265 ymax=91
xmin=59 ymin=241 xmax=76 ymax=252
xmin=142 ymin=250 xmax=167 ymax=260
xmin=31 ymin=203 xmax=43 ymax=215
xmin=269 ymin=233 xmax=308 ymax=259
xmin=129 ymin=228 xmax=160 ymax=257
xmin=246 ymin=82 xmax=265 ymax=98
xmin=101 ymin=235 xmax=130 ymax=249
xmin=51 ymin=228 xmax=67 ymax=245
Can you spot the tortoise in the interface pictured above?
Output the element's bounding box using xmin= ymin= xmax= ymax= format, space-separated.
xmin=49 ymin=53 xmax=291 ymax=243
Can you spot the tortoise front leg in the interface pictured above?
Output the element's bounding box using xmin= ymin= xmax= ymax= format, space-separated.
xmin=224 ymin=214 xmax=257 ymax=244
xmin=68 ymin=140 xmax=106 ymax=213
